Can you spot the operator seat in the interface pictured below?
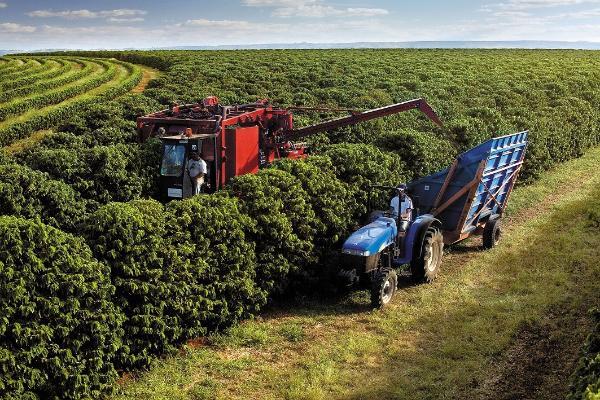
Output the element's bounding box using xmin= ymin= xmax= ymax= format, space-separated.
xmin=398 ymin=219 xmax=410 ymax=232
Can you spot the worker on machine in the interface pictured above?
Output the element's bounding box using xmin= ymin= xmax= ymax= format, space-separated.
xmin=188 ymin=152 xmax=207 ymax=195
xmin=390 ymin=184 xmax=413 ymax=231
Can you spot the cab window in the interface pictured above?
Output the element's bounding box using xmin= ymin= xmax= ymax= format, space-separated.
xmin=160 ymin=143 xmax=186 ymax=176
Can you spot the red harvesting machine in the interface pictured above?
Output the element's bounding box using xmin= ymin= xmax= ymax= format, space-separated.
xmin=137 ymin=96 xmax=442 ymax=200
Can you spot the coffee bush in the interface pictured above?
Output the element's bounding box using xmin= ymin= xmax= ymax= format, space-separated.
xmin=165 ymin=194 xmax=265 ymax=331
xmin=227 ymin=173 xmax=308 ymax=294
xmin=83 ymin=200 xmax=200 ymax=369
xmin=323 ymin=143 xmax=409 ymax=218
xmin=0 ymin=163 xmax=88 ymax=232
xmin=0 ymin=217 xmax=123 ymax=400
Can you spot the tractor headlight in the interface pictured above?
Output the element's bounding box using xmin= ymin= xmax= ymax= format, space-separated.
xmin=342 ymin=248 xmax=370 ymax=257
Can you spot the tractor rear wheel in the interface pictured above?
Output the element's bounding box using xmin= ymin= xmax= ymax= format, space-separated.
xmin=411 ymin=227 xmax=444 ymax=283
xmin=370 ymin=268 xmax=397 ymax=308
xmin=483 ymin=218 xmax=502 ymax=249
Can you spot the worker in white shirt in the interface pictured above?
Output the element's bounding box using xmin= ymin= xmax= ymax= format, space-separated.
xmin=188 ymin=152 xmax=207 ymax=195
xmin=390 ymin=184 xmax=413 ymax=229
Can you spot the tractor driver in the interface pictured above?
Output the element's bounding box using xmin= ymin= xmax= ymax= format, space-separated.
xmin=188 ymin=151 xmax=207 ymax=195
xmin=390 ymin=184 xmax=413 ymax=230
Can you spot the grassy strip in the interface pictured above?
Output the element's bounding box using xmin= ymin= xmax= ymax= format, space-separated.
xmin=112 ymin=147 xmax=600 ymax=400
xmin=0 ymin=58 xmax=28 ymax=76
xmin=0 ymin=59 xmax=87 ymax=103
xmin=0 ymin=59 xmax=113 ymax=121
xmin=2 ymin=130 xmax=52 ymax=155
xmin=0 ymin=58 xmax=43 ymax=82
xmin=0 ymin=58 xmax=63 ymax=86
xmin=131 ymin=65 xmax=159 ymax=93
xmin=0 ymin=57 xmax=75 ymax=92
xmin=0 ymin=59 xmax=142 ymax=146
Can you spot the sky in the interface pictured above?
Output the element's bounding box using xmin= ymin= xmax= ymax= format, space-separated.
xmin=0 ymin=0 xmax=599 ymax=50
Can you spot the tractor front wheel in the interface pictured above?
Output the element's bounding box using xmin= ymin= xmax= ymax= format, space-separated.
xmin=411 ymin=227 xmax=444 ymax=282
xmin=370 ymin=268 xmax=397 ymax=308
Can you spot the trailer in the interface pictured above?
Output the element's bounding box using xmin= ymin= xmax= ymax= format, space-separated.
xmin=341 ymin=131 xmax=529 ymax=307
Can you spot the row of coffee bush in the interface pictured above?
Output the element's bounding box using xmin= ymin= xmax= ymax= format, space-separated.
xmin=0 ymin=142 xmax=407 ymax=399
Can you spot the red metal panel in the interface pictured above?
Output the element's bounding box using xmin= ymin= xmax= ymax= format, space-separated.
xmin=219 ymin=128 xmax=227 ymax=188
xmin=224 ymin=126 xmax=260 ymax=184
xmin=234 ymin=126 xmax=259 ymax=176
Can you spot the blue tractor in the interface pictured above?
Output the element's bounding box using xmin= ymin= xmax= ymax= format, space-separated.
xmin=340 ymin=131 xmax=529 ymax=307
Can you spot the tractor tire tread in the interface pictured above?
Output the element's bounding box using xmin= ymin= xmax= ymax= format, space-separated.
xmin=370 ymin=268 xmax=397 ymax=309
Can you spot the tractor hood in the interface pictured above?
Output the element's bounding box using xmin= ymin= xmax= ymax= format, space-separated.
xmin=342 ymin=217 xmax=397 ymax=257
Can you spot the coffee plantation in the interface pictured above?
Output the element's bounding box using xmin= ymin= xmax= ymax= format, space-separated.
xmin=1 ymin=49 xmax=599 ymax=398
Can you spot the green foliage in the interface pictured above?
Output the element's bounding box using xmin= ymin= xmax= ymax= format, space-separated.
xmin=0 ymin=58 xmax=80 ymax=102
xmin=74 ymin=48 xmax=600 ymax=181
xmin=0 ymin=58 xmax=142 ymax=146
xmin=116 ymin=94 xmax=162 ymax=121
xmin=377 ymin=129 xmax=457 ymax=178
xmin=165 ymin=194 xmax=266 ymax=331
xmin=0 ymin=59 xmax=50 ymax=83
xmin=568 ymin=308 xmax=600 ymax=400
xmin=0 ymin=59 xmax=117 ymax=122
xmin=323 ymin=143 xmax=409 ymax=217
xmin=272 ymin=156 xmax=357 ymax=246
xmin=83 ymin=200 xmax=206 ymax=369
xmin=227 ymin=173 xmax=308 ymax=294
xmin=4 ymin=49 xmax=600 ymax=399
xmin=19 ymin=139 xmax=158 ymax=204
xmin=0 ymin=216 xmax=123 ymax=400
xmin=0 ymin=162 xmax=88 ymax=232
xmin=257 ymin=169 xmax=318 ymax=259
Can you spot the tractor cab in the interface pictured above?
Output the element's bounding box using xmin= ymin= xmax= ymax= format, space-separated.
xmin=159 ymin=133 xmax=218 ymax=200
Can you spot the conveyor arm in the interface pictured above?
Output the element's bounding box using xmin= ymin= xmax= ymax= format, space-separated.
xmin=281 ymin=98 xmax=442 ymax=142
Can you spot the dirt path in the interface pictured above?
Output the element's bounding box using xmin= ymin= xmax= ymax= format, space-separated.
xmin=132 ymin=65 xmax=159 ymax=94
xmin=473 ymin=306 xmax=590 ymax=400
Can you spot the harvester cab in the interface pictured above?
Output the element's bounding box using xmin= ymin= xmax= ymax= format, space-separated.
xmin=158 ymin=132 xmax=219 ymax=199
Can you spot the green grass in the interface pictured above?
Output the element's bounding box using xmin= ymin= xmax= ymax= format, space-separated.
xmin=112 ymin=147 xmax=600 ymax=400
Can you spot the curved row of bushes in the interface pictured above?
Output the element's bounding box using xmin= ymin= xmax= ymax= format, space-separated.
xmin=0 ymin=58 xmax=41 ymax=80
xmin=0 ymin=59 xmax=89 ymax=103
xmin=0 ymin=58 xmax=143 ymax=146
xmin=0 ymin=59 xmax=111 ymax=122
xmin=0 ymin=58 xmax=71 ymax=92
xmin=0 ymin=58 xmax=60 ymax=81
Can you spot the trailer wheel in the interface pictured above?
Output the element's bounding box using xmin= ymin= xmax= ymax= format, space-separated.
xmin=411 ymin=227 xmax=444 ymax=283
xmin=483 ymin=218 xmax=502 ymax=249
xmin=370 ymin=268 xmax=397 ymax=308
